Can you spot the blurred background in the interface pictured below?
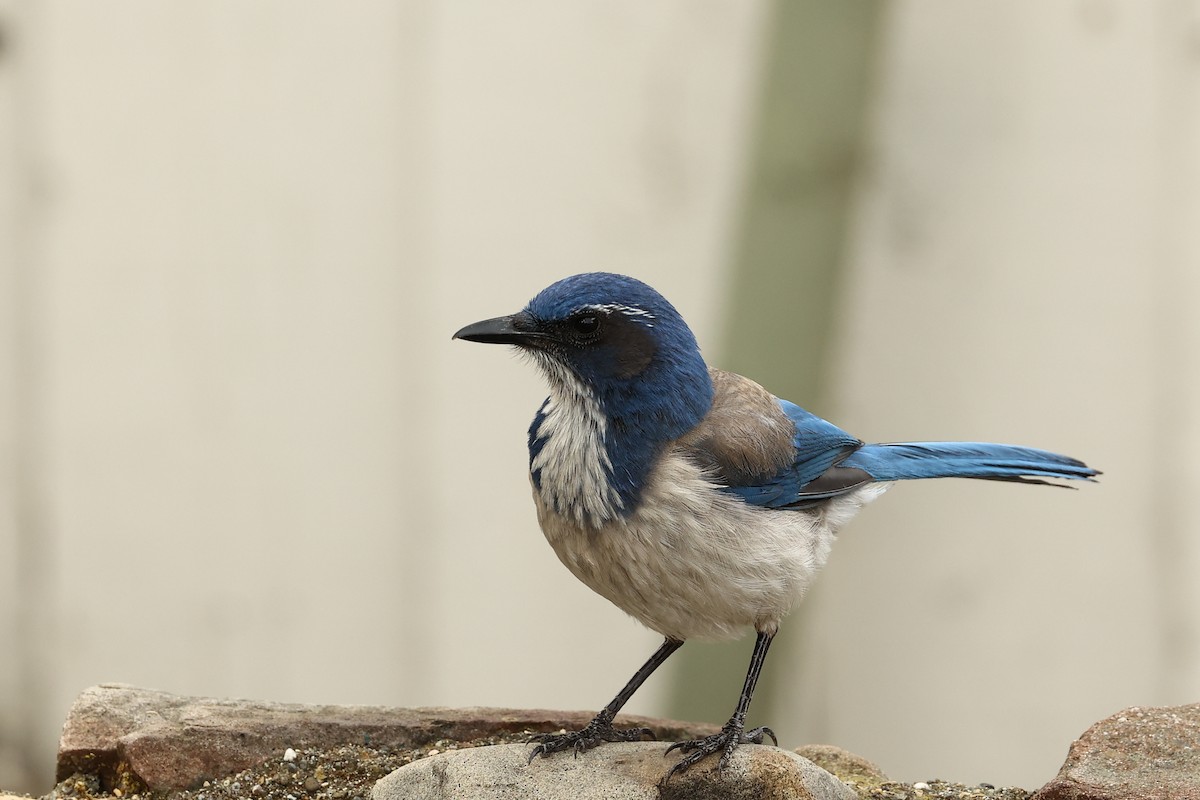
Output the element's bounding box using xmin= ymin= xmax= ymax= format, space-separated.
xmin=2 ymin=0 xmax=1198 ymax=794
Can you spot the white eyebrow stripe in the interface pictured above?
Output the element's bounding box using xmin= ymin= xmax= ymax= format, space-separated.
xmin=580 ymin=303 xmax=657 ymax=326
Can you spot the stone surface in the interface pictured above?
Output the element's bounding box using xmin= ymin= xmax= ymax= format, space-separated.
xmin=372 ymin=742 xmax=858 ymax=800
xmin=795 ymin=743 xmax=888 ymax=785
xmin=57 ymin=684 xmax=718 ymax=792
xmin=1033 ymin=703 xmax=1200 ymax=800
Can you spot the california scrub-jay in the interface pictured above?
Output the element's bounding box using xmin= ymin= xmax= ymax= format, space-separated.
xmin=453 ymin=272 xmax=1097 ymax=782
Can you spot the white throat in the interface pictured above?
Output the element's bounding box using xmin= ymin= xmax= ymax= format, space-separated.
xmin=529 ymin=360 xmax=624 ymax=527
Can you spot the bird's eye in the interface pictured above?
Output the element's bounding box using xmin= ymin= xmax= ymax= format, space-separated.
xmin=570 ymin=313 xmax=601 ymax=339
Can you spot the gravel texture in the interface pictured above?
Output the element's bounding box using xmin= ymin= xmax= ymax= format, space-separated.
xmin=43 ymin=732 xmax=1036 ymax=800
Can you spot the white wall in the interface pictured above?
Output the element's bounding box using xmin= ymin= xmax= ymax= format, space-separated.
xmin=0 ymin=1 xmax=768 ymax=792
xmin=0 ymin=1 xmax=26 ymax=789
xmin=788 ymin=0 xmax=1200 ymax=788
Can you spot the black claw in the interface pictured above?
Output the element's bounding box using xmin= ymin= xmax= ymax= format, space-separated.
xmin=749 ymin=725 xmax=777 ymax=746
xmin=660 ymin=722 xmax=777 ymax=785
xmin=527 ymin=719 xmax=655 ymax=764
xmin=663 ymin=740 xmax=688 ymax=756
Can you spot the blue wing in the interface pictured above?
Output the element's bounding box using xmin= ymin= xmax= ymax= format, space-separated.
xmin=717 ymin=401 xmax=1098 ymax=509
xmin=720 ymin=400 xmax=867 ymax=507
xmin=680 ymin=370 xmax=1097 ymax=509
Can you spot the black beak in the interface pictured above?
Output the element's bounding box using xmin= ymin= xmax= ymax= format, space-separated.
xmin=452 ymin=312 xmax=547 ymax=346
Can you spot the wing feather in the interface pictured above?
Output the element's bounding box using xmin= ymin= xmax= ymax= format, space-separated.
xmin=677 ymin=370 xmax=868 ymax=507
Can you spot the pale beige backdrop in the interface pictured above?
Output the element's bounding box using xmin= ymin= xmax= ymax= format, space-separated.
xmin=788 ymin=1 xmax=1200 ymax=784
xmin=1 ymin=1 xmax=1197 ymax=795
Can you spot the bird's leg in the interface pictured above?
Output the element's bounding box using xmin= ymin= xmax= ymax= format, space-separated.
xmin=662 ymin=630 xmax=777 ymax=784
xmin=528 ymin=637 xmax=683 ymax=762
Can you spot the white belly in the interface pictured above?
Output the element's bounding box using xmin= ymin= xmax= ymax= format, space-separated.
xmin=532 ymin=448 xmax=888 ymax=641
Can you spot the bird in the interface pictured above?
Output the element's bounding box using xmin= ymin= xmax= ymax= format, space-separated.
xmin=452 ymin=272 xmax=1097 ymax=783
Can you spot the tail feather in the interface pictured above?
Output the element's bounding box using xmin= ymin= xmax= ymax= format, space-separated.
xmin=841 ymin=442 xmax=1099 ymax=485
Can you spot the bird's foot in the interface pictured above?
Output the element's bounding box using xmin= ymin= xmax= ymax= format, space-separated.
xmin=527 ymin=716 xmax=656 ymax=763
xmin=661 ymin=721 xmax=777 ymax=784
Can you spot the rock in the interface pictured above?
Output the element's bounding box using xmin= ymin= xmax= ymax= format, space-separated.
xmin=372 ymin=742 xmax=857 ymax=800
xmin=794 ymin=743 xmax=888 ymax=784
xmin=57 ymin=684 xmax=718 ymax=792
xmin=1033 ymin=703 xmax=1200 ymax=800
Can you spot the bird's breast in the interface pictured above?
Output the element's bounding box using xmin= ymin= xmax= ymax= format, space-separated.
xmin=531 ymin=447 xmax=867 ymax=641
xmin=528 ymin=392 xmax=624 ymax=528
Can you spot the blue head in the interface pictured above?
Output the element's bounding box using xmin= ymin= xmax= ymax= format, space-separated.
xmin=454 ymin=273 xmax=714 ymax=513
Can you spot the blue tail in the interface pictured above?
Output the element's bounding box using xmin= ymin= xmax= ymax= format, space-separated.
xmin=840 ymin=441 xmax=1099 ymax=486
